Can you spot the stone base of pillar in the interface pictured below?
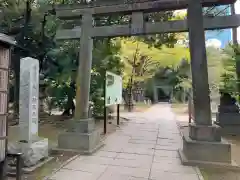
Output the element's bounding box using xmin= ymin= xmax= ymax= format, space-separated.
xmin=57 ymin=119 xmax=104 ymax=154
xmin=189 ymin=123 xmax=221 ymax=142
xmin=179 ymin=127 xmax=240 ymax=169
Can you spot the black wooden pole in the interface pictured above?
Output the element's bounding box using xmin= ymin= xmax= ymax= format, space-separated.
xmin=16 ymin=153 xmax=23 ymax=180
xmin=104 ymin=107 xmax=107 ymax=134
xmin=0 ymin=161 xmax=6 ymax=180
xmin=117 ymin=104 xmax=120 ymax=126
xmin=103 ymin=74 xmax=107 ymax=134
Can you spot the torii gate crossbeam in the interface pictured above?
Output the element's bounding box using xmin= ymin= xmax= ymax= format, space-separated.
xmin=54 ymin=0 xmax=236 ymax=18
xmin=56 ymin=15 xmax=240 ymax=40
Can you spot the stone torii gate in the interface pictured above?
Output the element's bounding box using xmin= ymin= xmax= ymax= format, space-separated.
xmin=55 ymin=0 xmax=240 ymax=167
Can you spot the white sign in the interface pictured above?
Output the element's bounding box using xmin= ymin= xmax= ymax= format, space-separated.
xmin=19 ymin=57 xmax=39 ymax=142
xmin=105 ymin=71 xmax=122 ymax=106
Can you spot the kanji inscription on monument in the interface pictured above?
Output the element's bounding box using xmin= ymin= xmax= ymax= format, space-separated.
xmin=19 ymin=57 xmax=39 ymax=142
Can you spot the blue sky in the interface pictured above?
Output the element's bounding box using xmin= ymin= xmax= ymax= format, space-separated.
xmin=175 ymin=1 xmax=240 ymax=48
xmin=205 ymin=1 xmax=240 ymax=48
xmin=205 ymin=5 xmax=231 ymax=48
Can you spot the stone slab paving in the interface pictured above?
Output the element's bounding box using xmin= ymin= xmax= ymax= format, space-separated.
xmin=47 ymin=103 xmax=202 ymax=180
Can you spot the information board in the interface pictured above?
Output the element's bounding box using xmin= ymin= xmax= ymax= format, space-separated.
xmin=105 ymin=71 xmax=122 ymax=106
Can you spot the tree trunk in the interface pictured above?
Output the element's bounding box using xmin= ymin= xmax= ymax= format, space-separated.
xmin=124 ymin=86 xmax=134 ymax=112
xmin=62 ymin=87 xmax=75 ymax=116
xmin=13 ymin=0 xmax=32 ymax=119
xmin=62 ymin=97 xmax=75 ymax=116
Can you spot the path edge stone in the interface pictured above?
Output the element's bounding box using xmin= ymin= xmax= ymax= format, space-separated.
xmin=43 ymin=154 xmax=81 ymax=180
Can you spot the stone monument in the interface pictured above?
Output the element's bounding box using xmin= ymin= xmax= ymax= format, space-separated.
xmin=215 ymin=92 xmax=240 ymax=135
xmin=8 ymin=57 xmax=48 ymax=167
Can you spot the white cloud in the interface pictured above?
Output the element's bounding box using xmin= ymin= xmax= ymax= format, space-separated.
xmin=205 ymin=39 xmax=222 ymax=48
xmin=235 ymin=0 xmax=240 ymax=14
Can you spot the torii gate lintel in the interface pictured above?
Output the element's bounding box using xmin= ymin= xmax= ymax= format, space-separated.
xmin=56 ymin=15 xmax=240 ymax=40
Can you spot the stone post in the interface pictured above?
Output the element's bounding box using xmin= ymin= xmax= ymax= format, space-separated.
xmin=58 ymin=12 xmax=103 ymax=153
xmin=179 ymin=0 xmax=233 ymax=167
xmin=13 ymin=57 xmax=49 ymax=167
xmin=19 ymin=57 xmax=39 ymax=143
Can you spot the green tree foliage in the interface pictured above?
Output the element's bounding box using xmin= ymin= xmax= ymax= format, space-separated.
xmin=0 ymin=0 xmax=59 ymax=116
xmin=173 ymin=46 xmax=225 ymax=102
xmin=220 ymin=45 xmax=239 ymax=97
xmin=207 ymin=47 xmax=224 ymax=94
xmin=120 ymin=38 xmax=190 ymax=87
xmin=120 ymin=37 xmax=189 ymax=105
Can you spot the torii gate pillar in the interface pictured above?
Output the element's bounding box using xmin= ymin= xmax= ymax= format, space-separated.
xmin=58 ymin=13 xmax=103 ymax=154
xmin=179 ymin=0 xmax=234 ymax=167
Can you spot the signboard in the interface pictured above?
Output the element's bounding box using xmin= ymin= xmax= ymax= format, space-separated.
xmin=105 ymin=71 xmax=122 ymax=106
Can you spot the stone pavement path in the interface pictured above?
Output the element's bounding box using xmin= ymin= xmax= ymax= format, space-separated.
xmin=47 ymin=104 xmax=202 ymax=180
